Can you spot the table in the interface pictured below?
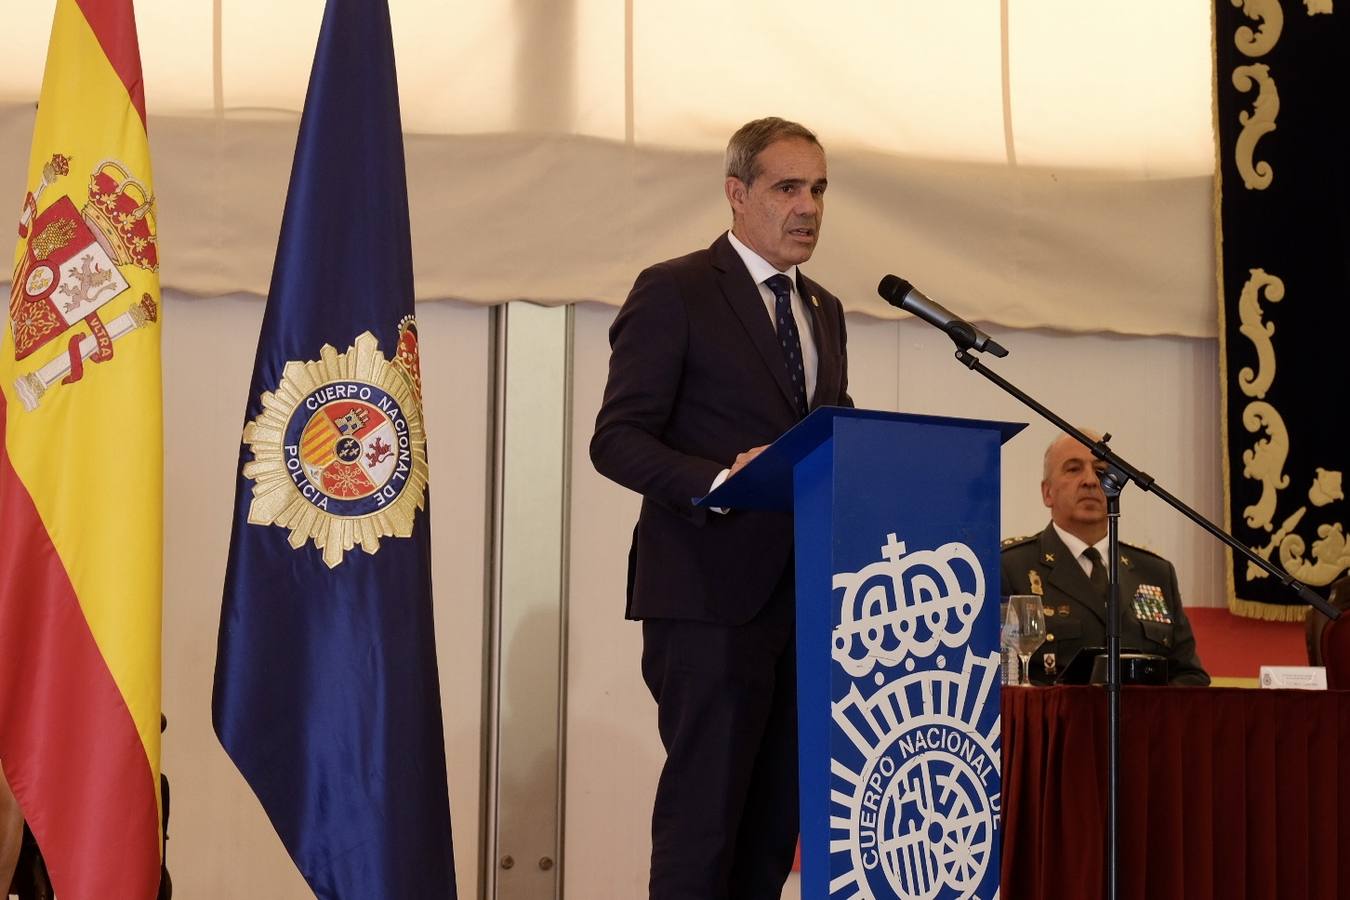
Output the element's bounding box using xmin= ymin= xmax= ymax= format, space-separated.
xmin=1001 ymin=686 xmax=1350 ymax=900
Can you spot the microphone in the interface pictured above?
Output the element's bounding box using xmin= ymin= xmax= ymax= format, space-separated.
xmin=877 ymin=274 xmax=1009 ymax=358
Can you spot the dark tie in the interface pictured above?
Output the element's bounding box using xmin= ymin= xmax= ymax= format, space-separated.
xmin=1084 ymin=546 xmax=1108 ymax=599
xmin=764 ymin=274 xmax=809 ymax=417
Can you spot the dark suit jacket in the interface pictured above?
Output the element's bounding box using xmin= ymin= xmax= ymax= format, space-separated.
xmin=591 ymin=233 xmax=852 ymax=625
xmin=1000 ymin=524 xmax=1210 ymax=685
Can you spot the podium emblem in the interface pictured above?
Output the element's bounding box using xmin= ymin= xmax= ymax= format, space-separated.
xmin=830 ymin=533 xmax=1001 ymax=900
xmin=832 ymin=534 xmax=982 ymax=678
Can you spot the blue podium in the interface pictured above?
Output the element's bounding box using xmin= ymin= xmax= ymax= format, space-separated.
xmin=703 ymin=408 xmax=1023 ymax=900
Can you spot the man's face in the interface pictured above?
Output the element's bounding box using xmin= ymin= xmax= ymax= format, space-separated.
xmin=725 ymin=137 xmax=827 ymax=271
xmin=1041 ymin=435 xmax=1108 ymax=538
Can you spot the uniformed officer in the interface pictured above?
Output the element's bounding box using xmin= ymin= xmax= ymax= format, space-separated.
xmin=1000 ymin=431 xmax=1209 ymax=685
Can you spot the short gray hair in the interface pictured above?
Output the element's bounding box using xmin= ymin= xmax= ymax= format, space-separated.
xmin=1042 ymin=428 xmax=1103 ymax=480
xmin=725 ymin=117 xmax=821 ymax=186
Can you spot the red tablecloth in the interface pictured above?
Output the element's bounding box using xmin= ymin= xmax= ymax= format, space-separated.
xmin=1001 ymin=686 xmax=1350 ymax=900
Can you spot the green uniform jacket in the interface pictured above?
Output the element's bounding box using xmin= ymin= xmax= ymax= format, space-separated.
xmin=999 ymin=524 xmax=1210 ymax=686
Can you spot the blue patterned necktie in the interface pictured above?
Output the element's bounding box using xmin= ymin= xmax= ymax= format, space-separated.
xmin=765 ymin=273 xmax=809 ymax=417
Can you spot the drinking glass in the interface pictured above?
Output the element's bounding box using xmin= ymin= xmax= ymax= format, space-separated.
xmin=1005 ymin=595 xmax=1047 ymax=685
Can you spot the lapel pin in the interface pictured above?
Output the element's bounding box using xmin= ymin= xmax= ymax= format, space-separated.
xmin=811 ymin=294 xmax=820 ymax=308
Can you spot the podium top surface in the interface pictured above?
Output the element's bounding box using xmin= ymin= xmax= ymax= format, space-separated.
xmin=698 ymin=406 xmax=1025 ymax=511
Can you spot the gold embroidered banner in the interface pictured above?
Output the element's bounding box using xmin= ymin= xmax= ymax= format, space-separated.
xmin=1216 ymin=0 xmax=1348 ymax=620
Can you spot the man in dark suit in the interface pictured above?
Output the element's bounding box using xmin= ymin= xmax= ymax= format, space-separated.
xmin=1000 ymin=431 xmax=1209 ymax=685
xmin=590 ymin=117 xmax=852 ymax=899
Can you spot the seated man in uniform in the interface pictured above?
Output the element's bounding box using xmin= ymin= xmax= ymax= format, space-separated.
xmin=1000 ymin=430 xmax=1210 ymax=685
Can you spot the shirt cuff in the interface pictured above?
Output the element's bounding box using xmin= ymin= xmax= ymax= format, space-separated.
xmin=708 ymin=468 xmax=731 ymax=515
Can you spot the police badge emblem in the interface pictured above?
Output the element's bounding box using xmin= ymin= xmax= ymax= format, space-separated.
xmin=830 ymin=534 xmax=1001 ymax=899
xmin=239 ymin=328 xmax=429 ymax=568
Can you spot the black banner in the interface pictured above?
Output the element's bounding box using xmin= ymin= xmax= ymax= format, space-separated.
xmin=1215 ymin=0 xmax=1348 ymax=619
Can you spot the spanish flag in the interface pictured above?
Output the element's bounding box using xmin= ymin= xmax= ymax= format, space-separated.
xmin=0 ymin=0 xmax=163 ymax=897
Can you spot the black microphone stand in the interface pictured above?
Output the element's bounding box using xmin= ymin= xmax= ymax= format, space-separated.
xmin=932 ymin=320 xmax=1339 ymax=900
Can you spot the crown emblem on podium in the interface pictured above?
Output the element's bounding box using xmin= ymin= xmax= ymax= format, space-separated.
xmin=83 ymin=159 xmax=158 ymax=271
xmin=831 ymin=533 xmax=984 ymax=677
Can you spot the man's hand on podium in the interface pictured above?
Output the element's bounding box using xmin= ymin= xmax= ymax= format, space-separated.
xmin=730 ymin=445 xmax=768 ymax=478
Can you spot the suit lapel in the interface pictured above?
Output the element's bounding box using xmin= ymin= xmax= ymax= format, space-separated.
xmin=799 ymin=270 xmax=838 ymax=408
xmin=710 ymin=234 xmax=801 ymax=416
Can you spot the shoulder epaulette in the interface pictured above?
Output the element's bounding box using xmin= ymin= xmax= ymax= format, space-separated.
xmin=1000 ymin=535 xmax=1034 ymax=550
xmin=1121 ymin=540 xmax=1164 ymax=560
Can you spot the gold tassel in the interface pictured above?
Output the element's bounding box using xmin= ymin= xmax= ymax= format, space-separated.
xmin=1228 ymin=595 xmax=1311 ymax=623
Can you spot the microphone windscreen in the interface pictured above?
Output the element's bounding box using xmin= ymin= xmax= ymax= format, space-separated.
xmin=877 ymin=274 xmax=914 ymax=306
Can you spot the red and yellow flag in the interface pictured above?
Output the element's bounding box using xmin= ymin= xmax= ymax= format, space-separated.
xmin=0 ymin=0 xmax=162 ymax=896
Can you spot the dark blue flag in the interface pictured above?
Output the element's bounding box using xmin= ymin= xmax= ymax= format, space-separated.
xmin=212 ymin=0 xmax=457 ymax=896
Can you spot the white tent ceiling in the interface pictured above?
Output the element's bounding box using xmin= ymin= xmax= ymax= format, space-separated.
xmin=1 ymin=0 xmax=1219 ymax=335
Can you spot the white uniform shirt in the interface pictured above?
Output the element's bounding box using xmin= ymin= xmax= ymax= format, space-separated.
xmin=1052 ymin=522 xmax=1110 ymax=579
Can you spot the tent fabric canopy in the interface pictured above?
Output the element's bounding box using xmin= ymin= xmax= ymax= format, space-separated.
xmin=1 ymin=0 xmax=1218 ymax=337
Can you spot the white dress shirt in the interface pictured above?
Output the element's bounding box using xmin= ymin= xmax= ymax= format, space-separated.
xmin=726 ymin=230 xmax=819 ymax=402
xmin=1052 ymin=522 xmax=1110 ymax=578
